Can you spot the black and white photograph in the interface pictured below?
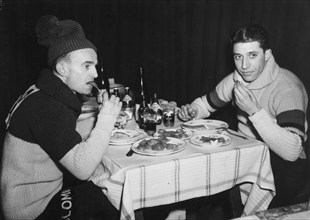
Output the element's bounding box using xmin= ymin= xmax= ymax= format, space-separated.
xmin=0 ymin=1 xmax=310 ymax=219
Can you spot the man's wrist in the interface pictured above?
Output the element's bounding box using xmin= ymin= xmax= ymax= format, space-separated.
xmin=249 ymin=106 xmax=262 ymax=116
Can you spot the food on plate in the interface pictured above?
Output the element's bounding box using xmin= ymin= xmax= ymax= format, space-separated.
xmin=182 ymin=124 xmax=209 ymax=130
xmin=157 ymin=128 xmax=189 ymax=139
xmin=151 ymin=143 xmax=166 ymax=151
xmin=158 ymin=99 xmax=178 ymax=109
xmin=158 ymin=99 xmax=169 ymax=106
xmin=199 ymin=136 xmax=226 ymax=145
xmin=166 ymin=143 xmax=178 ymax=150
xmin=136 ymin=136 xmax=178 ymax=152
xmin=111 ymin=132 xmax=130 ymax=140
xmin=181 ymin=119 xmax=228 ymax=131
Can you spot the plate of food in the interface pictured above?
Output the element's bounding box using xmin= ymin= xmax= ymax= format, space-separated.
xmin=154 ymin=128 xmax=194 ymax=140
xmin=181 ymin=119 xmax=228 ymax=131
xmin=131 ymin=137 xmax=186 ymax=156
xmin=110 ymin=129 xmax=146 ymax=145
xmin=190 ymin=133 xmax=232 ymax=147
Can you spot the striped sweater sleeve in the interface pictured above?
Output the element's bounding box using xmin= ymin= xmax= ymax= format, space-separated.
xmin=249 ymin=84 xmax=307 ymax=161
xmin=249 ymin=109 xmax=303 ymax=161
xmin=60 ymin=113 xmax=116 ymax=180
xmin=190 ymin=73 xmax=235 ymax=119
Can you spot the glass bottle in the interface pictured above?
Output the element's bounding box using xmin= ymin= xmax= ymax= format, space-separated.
xmin=138 ymin=95 xmax=147 ymax=129
xmin=113 ymin=88 xmax=120 ymax=98
xmin=122 ymin=87 xmax=135 ymax=120
xmin=141 ymin=97 xmax=156 ymax=135
xmin=136 ymin=67 xmax=157 ymax=134
xmin=151 ymin=93 xmax=163 ymax=125
xmin=135 ymin=67 xmax=145 ymax=122
xmin=97 ymin=58 xmax=110 ymax=96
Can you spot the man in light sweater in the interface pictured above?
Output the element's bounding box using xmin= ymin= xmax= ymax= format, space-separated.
xmin=179 ymin=24 xmax=308 ymax=208
xmin=1 ymin=15 xmax=122 ymax=219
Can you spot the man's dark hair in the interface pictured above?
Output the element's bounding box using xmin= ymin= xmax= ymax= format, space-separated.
xmin=231 ymin=24 xmax=270 ymax=51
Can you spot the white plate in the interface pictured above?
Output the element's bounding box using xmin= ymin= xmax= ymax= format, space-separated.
xmin=81 ymin=105 xmax=98 ymax=113
xmin=77 ymin=112 xmax=97 ymax=121
xmin=154 ymin=128 xmax=194 ymax=140
xmin=131 ymin=137 xmax=186 ymax=156
xmin=110 ymin=129 xmax=145 ymax=145
xmin=190 ymin=133 xmax=232 ymax=147
xmin=181 ymin=119 xmax=228 ymax=131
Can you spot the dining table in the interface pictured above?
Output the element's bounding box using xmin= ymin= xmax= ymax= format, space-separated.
xmin=88 ymin=117 xmax=276 ymax=220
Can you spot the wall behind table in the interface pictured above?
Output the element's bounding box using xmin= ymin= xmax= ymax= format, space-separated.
xmin=1 ymin=0 xmax=310 ymax=159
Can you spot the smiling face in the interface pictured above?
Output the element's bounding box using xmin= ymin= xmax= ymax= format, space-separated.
xmin=233 ymin=41 xmax=271 ymax=83
xmin=57 ymin=48 xmax=98 ymax=95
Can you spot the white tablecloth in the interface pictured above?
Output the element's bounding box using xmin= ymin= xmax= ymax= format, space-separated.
xmin=90 ymin=120 xmax=275 ymax=220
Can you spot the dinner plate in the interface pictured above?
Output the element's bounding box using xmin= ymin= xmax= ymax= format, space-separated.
xmin=154 ymin=128 xmax=194 ymax=140
xmin=190 ymin=133 xmax=232 ymax=147
xmin=110 ymin=129 xmax=146 ymax=145
xmin=131 ymin=137 xmax=186 ymax=156
xmin=81 ymin=104 xmax=98 ymax=112
xmin=181 ymin=119 xmax=228 ymax=131
xmin=77 ymin=112 xmax=97 ymax=121
xmin=81 ymin=99 xmax=99 ymax=114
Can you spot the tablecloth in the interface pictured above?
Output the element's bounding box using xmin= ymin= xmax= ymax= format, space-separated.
xmin=90 ymin=121 xmax=275 ymax=220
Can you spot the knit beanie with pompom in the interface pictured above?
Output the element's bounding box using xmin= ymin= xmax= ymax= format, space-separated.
xmin=35 ymin=15 xmax=97 ymax=65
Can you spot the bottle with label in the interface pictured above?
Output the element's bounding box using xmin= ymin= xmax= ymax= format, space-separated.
xmin=122 ymin=87 xmax=135 ymax=120
xmin=151 ymin=93 xmax=163 ymax=125
xmin=137 ymin=95 xmax=147 ymax=129
xmin=139 ymin=96 xmax=156 ymax=135
xmin=113 ymin=88 xmax=120 ymax=98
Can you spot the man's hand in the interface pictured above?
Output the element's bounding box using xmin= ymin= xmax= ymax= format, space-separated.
xmin=96 ymin=89 xmax=104 ymax=104
xmin=98 ymin=92 xmax=122 ymax=118
xmin=178 ymin=104 xmax=197 ymax=121
xmin=233 ymin=81 xmax=261 ymax=116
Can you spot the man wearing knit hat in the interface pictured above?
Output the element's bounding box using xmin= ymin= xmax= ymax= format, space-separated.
xmin=1 ymin=15 xmax=121 ymax=219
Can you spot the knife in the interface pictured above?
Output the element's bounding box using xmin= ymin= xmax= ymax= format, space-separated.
xmin=126 ymin=149 xmax=134 ymax=157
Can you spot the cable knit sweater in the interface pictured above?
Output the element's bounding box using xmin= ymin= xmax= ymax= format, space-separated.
xmin=192 ymin=54 xmax=308 ymax=161
xmin=1 ymin=69 xmax=113 ymax=220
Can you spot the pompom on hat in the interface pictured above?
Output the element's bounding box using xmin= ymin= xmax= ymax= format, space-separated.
xmin=35 ymin=15 xmax=97 ymax=65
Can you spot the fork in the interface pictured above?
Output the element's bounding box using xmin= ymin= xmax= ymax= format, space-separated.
xmin=88 ymin=82 xmax=104 ymax=103
xmin=216 ymin=127 xmax=248 ymax=140
xmin=88 ymin=81 xmax=101 ymax=93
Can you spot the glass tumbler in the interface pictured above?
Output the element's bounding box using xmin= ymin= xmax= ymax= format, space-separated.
xmin=143 ymin=110 xmax=157 ymax=136
xmin=163 ymin=105 xmax=175 ymax=127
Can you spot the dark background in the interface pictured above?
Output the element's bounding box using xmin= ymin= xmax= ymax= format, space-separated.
xmin=1 ymin=0 xmax=310 ymax=217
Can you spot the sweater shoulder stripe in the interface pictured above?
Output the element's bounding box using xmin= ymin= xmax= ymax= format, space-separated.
xmin=276 ymin=109 xmax=305 ymax=133
xmin=208 ymin=90 xmax=228 ymax=109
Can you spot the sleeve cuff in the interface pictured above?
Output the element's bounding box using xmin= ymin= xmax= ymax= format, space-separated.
xmin=248 ymin=108 xmax=274 ymax=128
xmin=190 ymin=97 xmax=210 ymax=119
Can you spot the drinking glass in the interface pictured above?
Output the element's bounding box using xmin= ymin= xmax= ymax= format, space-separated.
xmin=163 ymin=105 xmax=175 ymax=127
xmin=114 ymin=112 xmax=128 ymax=129
xmin=142 ymin=110 xmax=157 ymax=136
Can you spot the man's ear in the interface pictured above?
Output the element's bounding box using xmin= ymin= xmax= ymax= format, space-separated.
xmin=55 ymin=62 xmax=68 ymax=77
xmin=264 ymin=49 xmax=272 ymax=61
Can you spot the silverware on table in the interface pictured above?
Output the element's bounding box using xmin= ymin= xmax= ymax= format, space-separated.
xmin=126 ymin=149 xmax=134 ymax=157
xmin=217 ymin=127 xmax=248 ymax=140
